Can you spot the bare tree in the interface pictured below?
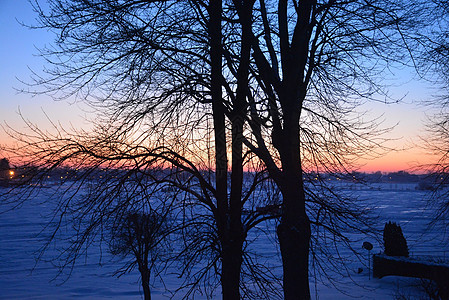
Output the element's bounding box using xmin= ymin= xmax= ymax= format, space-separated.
xmin=1 ymin=0 xmax=435 ymax=299
xmin=414 ymin=0 xmax=449 ymax=234
xmin=422 ymin=114 xmax=449 ymax=232
xmin=230 ymin=1 xmax=427 ymax=298
xmin=2 ymin=1 xmax=281 ymax=299
xmin=109 ymin=210 xmax=169 ymax=300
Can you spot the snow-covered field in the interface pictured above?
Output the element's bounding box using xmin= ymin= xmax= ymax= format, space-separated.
xmin=0 ymin=182 xmax=447 ymax=299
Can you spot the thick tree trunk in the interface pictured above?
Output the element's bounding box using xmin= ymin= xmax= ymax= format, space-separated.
xmin=221 ymin=240 xmax=243 ymax=300
xmin=277 ymin=107 xmax=311 ymax=299
xmin=277 ymin=195 xmax=311 ymax=300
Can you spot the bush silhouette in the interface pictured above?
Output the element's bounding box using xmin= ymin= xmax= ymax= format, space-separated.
xmin=383 ymin=221 xmax=409 ymax=257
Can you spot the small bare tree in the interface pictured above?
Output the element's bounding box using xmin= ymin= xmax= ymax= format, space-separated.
xmin=109 ymin=210 xmax=168 ymax=300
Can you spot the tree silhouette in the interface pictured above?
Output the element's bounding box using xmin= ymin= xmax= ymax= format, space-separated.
xmin=416 ymin=0 xmax=449 ymax=235
xmin=109 ymin=211 xmax=168 ymax=300
xmin=1 ymin=0 xmax=440 ymax=298
xmin=383 ymin=221 xmax=409 ymax=257
xmin=3 ymin=2 xmax=279 ymax=298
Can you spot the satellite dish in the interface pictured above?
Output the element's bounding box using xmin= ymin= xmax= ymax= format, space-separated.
xmin=362 ymin=241 xmax=373 ymax=251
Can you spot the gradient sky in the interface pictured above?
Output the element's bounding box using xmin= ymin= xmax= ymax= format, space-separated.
xmin=0 ymin=1 xmax=88 ymax=141
xmin=0 ymin=0 xmax=440 ymax=173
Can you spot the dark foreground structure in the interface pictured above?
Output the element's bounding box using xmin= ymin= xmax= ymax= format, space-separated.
xmin=373 ymin=254 xmax=449 ymax=299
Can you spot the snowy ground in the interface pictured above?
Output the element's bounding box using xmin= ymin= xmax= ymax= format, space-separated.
xmin=0 ymin=182 xmax=447 ymax=299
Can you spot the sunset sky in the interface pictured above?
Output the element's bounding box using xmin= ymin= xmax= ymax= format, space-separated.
xmin=0 ymin=0 xmax=441 ymax=173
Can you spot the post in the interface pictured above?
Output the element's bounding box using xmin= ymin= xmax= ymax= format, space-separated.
xmin=362 ymin=241 xmax=373 ymax=280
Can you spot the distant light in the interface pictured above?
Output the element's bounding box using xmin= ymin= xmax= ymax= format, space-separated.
xmin=9 ymin=170 xmax=14 ymax=177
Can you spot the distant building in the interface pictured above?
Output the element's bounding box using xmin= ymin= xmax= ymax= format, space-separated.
xmin=0 ymin=158 xmax=13 ymax=185
xmin=384 ymin=171 xmax=419 ymax=183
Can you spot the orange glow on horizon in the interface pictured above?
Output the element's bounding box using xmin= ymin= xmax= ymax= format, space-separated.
xmin=357 ymin=149 xmax=438 ymax=174
xmin=1 ymin=127 xmax=440 ymax=175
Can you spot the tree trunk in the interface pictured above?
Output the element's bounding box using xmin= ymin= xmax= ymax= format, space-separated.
xmin=277 ymin=197 xmax=311 ymax=300
xmin=221 ymin=240 xmax=243 ymax=300
xmin=142 ymin=281 xmax=151 ymax=300
xmin=277 ymin=109 xmax=311 ymax=299
xmin=140 ymin=268 xmax=151 ymax=300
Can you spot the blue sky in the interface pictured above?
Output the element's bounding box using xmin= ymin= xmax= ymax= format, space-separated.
xmin=0 ymin=0 xmax=87 ymax=137
xmin=0 ymin=0 xmax=438 ymax=172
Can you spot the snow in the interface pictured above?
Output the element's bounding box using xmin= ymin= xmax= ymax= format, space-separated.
xmin=0 ymin=182 xmax=448 ymax=299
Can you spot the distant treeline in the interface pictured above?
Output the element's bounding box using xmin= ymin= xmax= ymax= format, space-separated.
xmin=307 ymin=170 xmax=448 ymax=190
xmin=1 ymin=158 xmax=446 ymax=189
